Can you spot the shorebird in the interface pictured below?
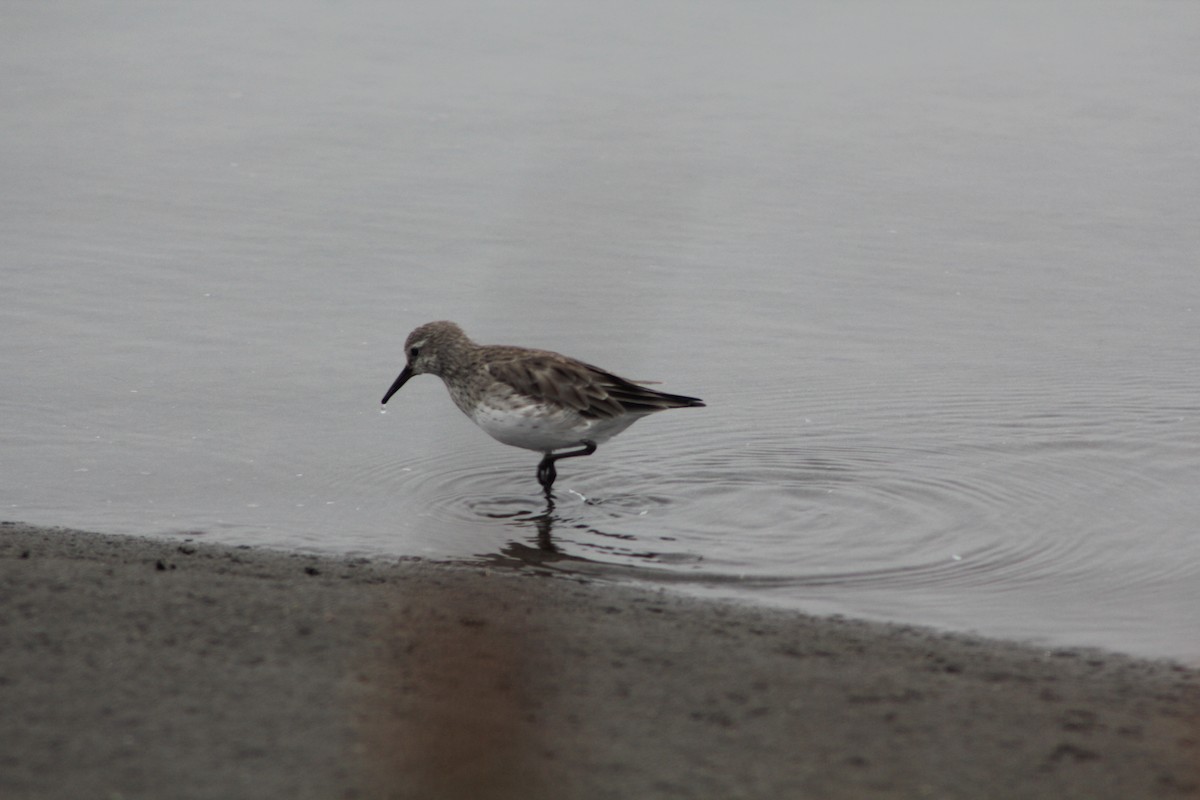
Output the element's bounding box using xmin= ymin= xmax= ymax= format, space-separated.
xmin=381 ymin=321 xmax=705 ymax=490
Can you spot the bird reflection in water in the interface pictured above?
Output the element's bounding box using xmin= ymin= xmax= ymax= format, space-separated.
xmin=480 ymin=492 xmax=571 ymax=566
xmin=477 ymin=488 xmax=665 ymax=572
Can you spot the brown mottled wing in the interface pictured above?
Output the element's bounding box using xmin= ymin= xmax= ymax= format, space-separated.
xmin=483 ymin=351 xmax=624 ymax=419
xmin=484 ymin=348 xmax=704 ymax=420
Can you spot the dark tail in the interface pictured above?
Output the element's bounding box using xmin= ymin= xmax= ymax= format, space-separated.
xmin=604 ymin=373 xmax=705 ymax=413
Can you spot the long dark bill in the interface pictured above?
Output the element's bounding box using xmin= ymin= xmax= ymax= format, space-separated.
xmin=381 ymin=366 xmax=414 ymax=404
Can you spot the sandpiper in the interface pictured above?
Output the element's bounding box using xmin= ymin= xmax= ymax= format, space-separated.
xmin=381 ymin=321 xmax=705 ymax=490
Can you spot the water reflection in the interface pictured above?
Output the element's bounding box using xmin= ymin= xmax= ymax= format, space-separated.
xmin=476 ymin=490 xmax=668 ymax=571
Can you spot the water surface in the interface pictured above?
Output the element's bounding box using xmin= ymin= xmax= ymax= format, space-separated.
xmin=3 ymin=1 xmax=1199 ymax=660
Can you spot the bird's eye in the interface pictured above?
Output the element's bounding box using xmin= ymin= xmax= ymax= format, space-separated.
xmin=408 ymin=346 xmax=420 ymax=358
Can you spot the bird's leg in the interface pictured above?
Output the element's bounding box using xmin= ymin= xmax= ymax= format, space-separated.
xmin=535 ymin=440 xmax=598 ymax=491
xmin=537 ymin=455 xmax=558 ymax=490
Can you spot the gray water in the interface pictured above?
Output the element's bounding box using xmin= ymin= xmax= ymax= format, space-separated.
xmin=4 ymin=2 xmax=1199 ymax=661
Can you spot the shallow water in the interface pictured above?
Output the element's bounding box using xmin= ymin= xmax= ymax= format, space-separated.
xmin=4 ymin=1 xmax=1199 ymax=661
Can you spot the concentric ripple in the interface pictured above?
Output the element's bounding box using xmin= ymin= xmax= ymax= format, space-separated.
xmin=337 ymin=384 xmax=1200 ymax=659
xmin=360 ymin=396 xmax=1191 ymax=587
xmin=340 ymin=433 xmax=698 ymax=562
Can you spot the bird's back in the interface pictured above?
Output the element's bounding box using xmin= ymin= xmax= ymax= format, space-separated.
xmin=480 ymin=345 xmax=704 ymax=421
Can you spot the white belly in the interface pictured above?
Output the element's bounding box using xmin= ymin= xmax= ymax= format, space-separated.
xmin=467 ymin=401 xmax=640 ymax=453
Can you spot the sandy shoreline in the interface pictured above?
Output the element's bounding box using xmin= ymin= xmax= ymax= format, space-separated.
xmin=2 ymin=522 xmax=1197 ymax=799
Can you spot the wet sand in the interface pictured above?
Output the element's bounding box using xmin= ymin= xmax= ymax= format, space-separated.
xmin=1 ymin=522 xmax=1197 ymax=799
